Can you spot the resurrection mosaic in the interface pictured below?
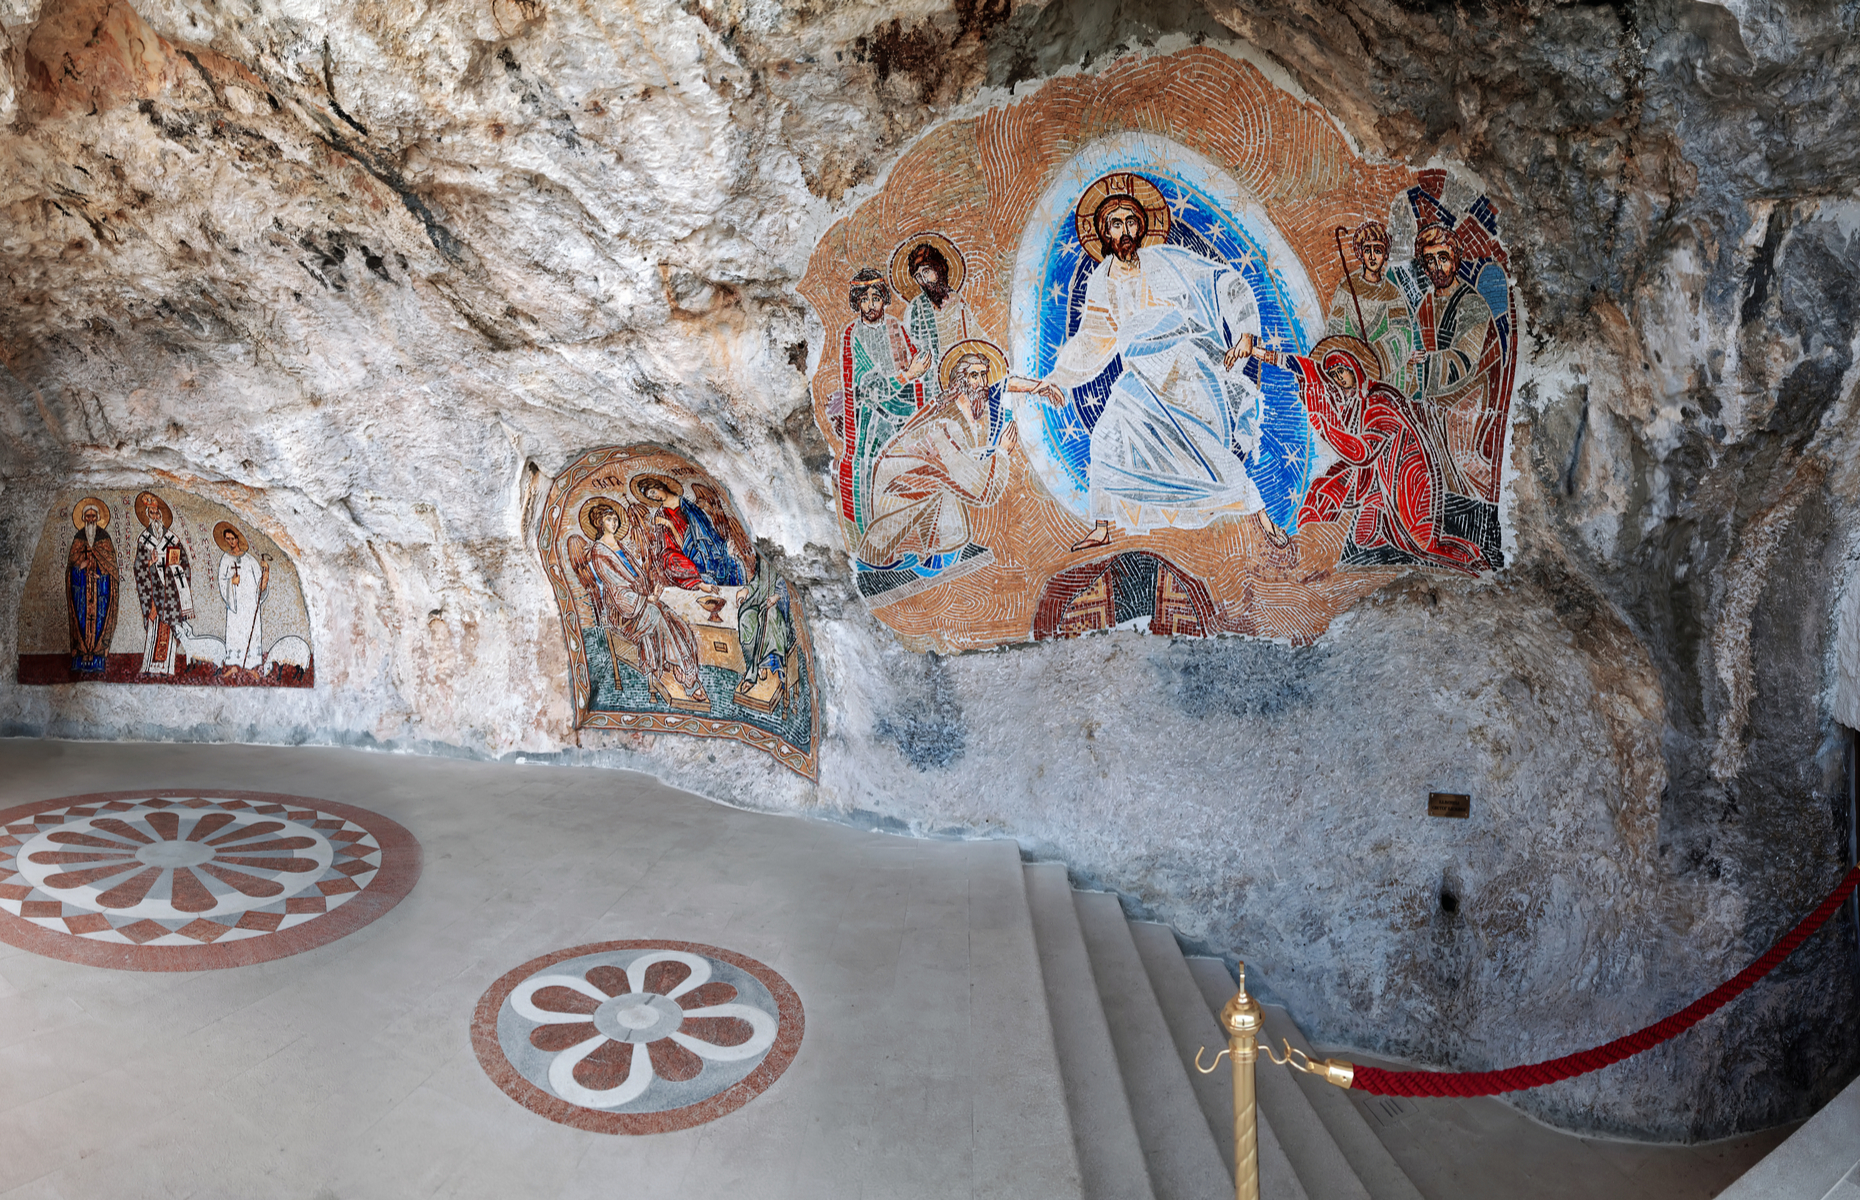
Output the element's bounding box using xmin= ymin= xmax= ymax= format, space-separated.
xmin=15 ymin=485 xmax=315 ymax=687
xmin=0 ymin=790 xmax=421 ymax=971
xmin=472 ymin=939 xmax=804 ymax=1134
xmin=537 ymin=445 xmax=821 ymax=779
xmin=799 ymin=47 xmax=1518 ymax=651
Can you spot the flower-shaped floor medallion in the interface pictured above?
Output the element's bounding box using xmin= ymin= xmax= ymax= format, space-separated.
xmin=0 ymin=790 xmax=420 ymax=970
xmin=473 ymin=940 xmax=804 ymax=1133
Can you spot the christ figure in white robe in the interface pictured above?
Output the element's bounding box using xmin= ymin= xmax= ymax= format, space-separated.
xmin=1008 ymin=194 xmax=1266 ymax=549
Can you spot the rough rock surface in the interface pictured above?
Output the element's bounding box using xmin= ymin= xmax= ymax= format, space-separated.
xmin=1 ymin=0 xmax=1857 ymax=1141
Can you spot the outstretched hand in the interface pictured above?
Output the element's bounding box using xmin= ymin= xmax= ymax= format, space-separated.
xmin=1224 ymin=333 xmax=1257 ymax=371
xmin=1006 ymin=376 xmax=1067 ymax=408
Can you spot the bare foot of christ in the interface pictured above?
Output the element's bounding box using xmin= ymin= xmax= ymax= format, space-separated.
xmin=1069 ymin=521 xmax=1114 ymax=552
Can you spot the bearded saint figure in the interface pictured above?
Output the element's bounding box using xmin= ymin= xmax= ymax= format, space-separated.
xmin=66 ymin=497 xmax=118 ymax=675
xmin=1242 ymin=334 xmax=1486 ymax=573
xmin=834 ymin=268 xmax=930 ymax=537
xmin=132 ymin=491 xmax=194 ymax=677
xmin=895 ymin=236 xmax=988 ymax=384
xmin=858 ymin=341 xmax=1012 ymax=568
xmin=1008 ymin=181 xmax=1266 ymax=551
xmin=1408 ymin=224 xmax=1505 ymax=501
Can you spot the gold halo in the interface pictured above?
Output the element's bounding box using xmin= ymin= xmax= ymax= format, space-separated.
xmin=938 ymin=339 xmax=1010 ymax=392
xmin=71 ymin=496 xmax=110 ymax=530
xmin=134 ymin=491 xmax=173 ymax=529
xmin=579 ymin=496 xmax=627 ymax=542
xmin=628 ymin=473 xmax=683 ymax=506
xmin=211 ymin=522 xmax=249 ymax=556
xmin=889 ymin=232 xmax=966 ymax=302
xmin=1310 ymin=335 xmax=1383 ymax=385
xmin=1074 ymin=172 xmax=1171 ymax=263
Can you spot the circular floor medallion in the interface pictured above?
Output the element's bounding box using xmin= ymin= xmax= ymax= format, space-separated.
xmin=0 ymin=790 xmax=420 ymax=970
xmin=472 ymin=940 xmax=804 ymax=1134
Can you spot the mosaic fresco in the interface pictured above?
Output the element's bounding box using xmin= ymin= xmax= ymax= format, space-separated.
xmin=537 ymin=446 xmax=821 ymax=779
xmin=472 ymin=939 xmax=804 ymax=1134
xmin=16 ymin=486 xmax=315 ymax=686
xmin=0 ymin=790 xmax=420 ymax=971
xmin=800 ymin=48 xmax=1518 ymax=652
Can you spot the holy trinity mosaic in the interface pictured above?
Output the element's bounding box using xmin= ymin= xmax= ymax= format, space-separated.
xmin=15 ymin=486 xmax=315 ymax=687
xmin=537 ymin=445 xmax=821 ymax=779
xmin=799 ymin=47 xmax=1519 ymax=652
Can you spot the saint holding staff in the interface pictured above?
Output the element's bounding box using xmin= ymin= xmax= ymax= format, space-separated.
xmin=214 ymin=522 xmax=271 ymax=672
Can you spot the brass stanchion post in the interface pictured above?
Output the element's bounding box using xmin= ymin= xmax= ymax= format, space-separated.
xmin=1197 ymin=962 xmax=1264 ymax=1200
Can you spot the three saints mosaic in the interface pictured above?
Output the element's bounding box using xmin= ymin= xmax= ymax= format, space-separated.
xmin=15 ymin=486 xmax=314 ymax=687
xmin=538 ymin=445 xmax=821 ymax=779
xmin=800 ymin=47 xmax=1518 ymax=652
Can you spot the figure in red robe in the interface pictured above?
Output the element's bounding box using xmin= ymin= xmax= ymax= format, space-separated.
xmin=1242 ymin=335 xmax=1487 ymax=574
xmin=628 ymin=474 xmax=743 ymax=592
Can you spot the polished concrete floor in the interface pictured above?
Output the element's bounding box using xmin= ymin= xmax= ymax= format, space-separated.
xmin=0 ymin=739 xmax=1076 ymax=1199
xmin=0 ymin=739 xmax=1810 ymax=1198
xmin=1344 ymin=1063 xmax=1795 ymax=1200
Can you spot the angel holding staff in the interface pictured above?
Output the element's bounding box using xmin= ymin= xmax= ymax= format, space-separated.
xmin=568 ymin=498 xmax=708 ymax=708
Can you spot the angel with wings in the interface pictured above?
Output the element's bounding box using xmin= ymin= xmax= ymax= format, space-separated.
xmin=631 ymin=474 xmax=745 ymax=589
xmin=568 ymin=497 xmax=707 ymax=707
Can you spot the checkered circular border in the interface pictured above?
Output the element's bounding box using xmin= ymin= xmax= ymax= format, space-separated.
xmin=0 ymin=790 xmax=420 ymax=970
xmin=471 ymin=939 xmax=804 ymax=1134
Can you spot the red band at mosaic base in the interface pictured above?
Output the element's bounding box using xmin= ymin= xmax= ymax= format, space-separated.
xmin=472 ymin=939 xmax=804 ymax=1134
xmin=0 ymin=790 xmax=420 ymax=970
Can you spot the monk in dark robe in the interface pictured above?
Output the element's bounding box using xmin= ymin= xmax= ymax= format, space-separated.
xmin=67 ymin=497 xmax=118 ymax=674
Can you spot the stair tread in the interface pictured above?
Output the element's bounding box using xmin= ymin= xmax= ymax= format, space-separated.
xmin=1024 ymin=865 xmax=1157 ymax=1200
xmin=1185 ymin=958 xmax=1423 ymax=1200
xmin=1181 ymin=956 xmax=1371 ymax=1200
xmin=964 ymin=841 xmax=1086 ymax=1199
xmin=1129 ymin=923 xmax=1309 ymax=1200
xmin=1074 ymin=891 xmax=1233 ymax=1200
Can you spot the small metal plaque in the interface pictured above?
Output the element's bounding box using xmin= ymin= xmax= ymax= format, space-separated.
xmin=1428 ymin=792 xmax=1471 ymax=819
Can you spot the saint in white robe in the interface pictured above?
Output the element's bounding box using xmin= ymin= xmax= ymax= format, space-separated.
xmin=218 ymin=551 xmax=266 ymax=669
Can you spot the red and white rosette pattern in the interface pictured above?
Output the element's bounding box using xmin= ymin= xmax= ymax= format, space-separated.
xmin=0 ymin=791 xmax=420 ymax=970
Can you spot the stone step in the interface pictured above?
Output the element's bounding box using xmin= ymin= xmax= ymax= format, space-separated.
xmin=1023 ymin=864 xmax=1157 ymax=1200
xmin=963 ymin=839 xmax=1086 ymax=1199
xmin=1718 ymin=1065 xmax=1860 ymax=1200
xmin=1185 ymin=958 xmax=1424 ymax=1200
xmin=1182 ymin=956 xmax=1372 ymax=1200
xmin=1073 ymin=890 xmax=1234 ymax=1200
xmin=1128 ymin=922 xmax=1308 ymax=1200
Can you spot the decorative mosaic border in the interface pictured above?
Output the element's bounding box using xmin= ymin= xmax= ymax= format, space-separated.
xmin=471 ymin=939 xmax=805 ymax=1134
xmin=0 ymin=790 xmax=420 ymax=971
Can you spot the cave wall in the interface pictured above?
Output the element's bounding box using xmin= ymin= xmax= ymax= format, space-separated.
xmin=1 ymin=0 xmax=1857 ymax=1141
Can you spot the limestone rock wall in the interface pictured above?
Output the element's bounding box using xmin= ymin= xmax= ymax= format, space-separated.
xmin=2 ymin=0 xmax=1857 ymax=1140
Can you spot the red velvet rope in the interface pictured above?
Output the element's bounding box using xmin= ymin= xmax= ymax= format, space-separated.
xmin=1351 ymin=864 xmax=1860 ymax=1097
